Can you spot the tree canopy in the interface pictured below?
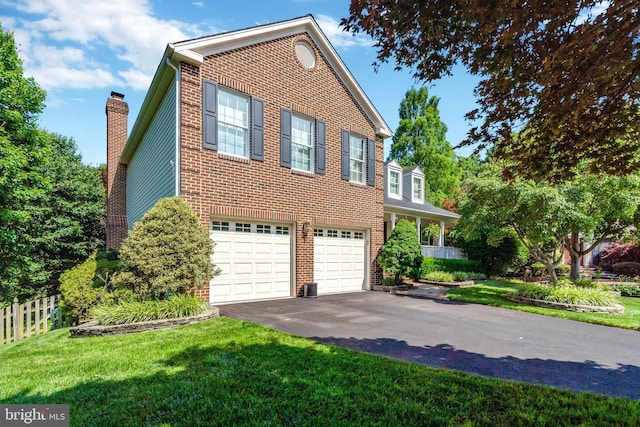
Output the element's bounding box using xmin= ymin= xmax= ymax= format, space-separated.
xmin=456 ymin=162 xmax=640 ymax=283
xmin=343 ymin=1 xmax=640 ymax=182
xmin=388 ymin=87 xmax=461 ymax=206
xmin=1 ymin=26 xmax=104 ymax=304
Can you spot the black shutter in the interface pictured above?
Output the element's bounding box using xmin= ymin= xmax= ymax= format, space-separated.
xmin=280 ymin=108 xmax=292 ymax=168
xmin=315 ymin=119 xmax=326 ymax=174
xmin=341 ymin=130 xmax=350 ymax=180
xmin=202 ymin=79 xmax=217 ymax=150
xmin=367 ymin=138 xmax=375 ymax=186
xmin=250 ymin=97 xmax=264 ymax=161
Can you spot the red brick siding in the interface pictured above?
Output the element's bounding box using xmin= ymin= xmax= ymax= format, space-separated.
xmin=105 ymin=94 xmax=129 ymax=249
xmin=179 ymin=34 xmax=384 ymax=299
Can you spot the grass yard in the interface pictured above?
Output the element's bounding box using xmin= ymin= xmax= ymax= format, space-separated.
xmin=1 ymin=318 xmax=639 ymax=426
xmin=447 ymin=279 xmax=640 ymax=330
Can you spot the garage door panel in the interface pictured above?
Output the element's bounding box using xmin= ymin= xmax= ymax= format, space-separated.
xmin=210 ymin=221 xmax=292 ymax=303
xmin=314 ymin=229 xmax=366 ymax=295
xmin=255 ymin=263 xmax=273 ymax=274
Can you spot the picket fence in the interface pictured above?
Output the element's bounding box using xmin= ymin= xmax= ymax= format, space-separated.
xmin=1 ymin=295 xmax=65 ymax=345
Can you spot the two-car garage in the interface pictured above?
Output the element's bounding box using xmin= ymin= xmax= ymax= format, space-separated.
xmin=209 ymin=219 xmax=367 ymax=303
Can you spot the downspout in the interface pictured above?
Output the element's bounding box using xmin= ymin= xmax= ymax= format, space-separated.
xmin=166 ymin=58 xmax=181 ymax=196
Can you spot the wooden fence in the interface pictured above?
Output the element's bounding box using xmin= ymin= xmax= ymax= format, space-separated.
xmin=1 ymin=295 xmax=65 ymax=345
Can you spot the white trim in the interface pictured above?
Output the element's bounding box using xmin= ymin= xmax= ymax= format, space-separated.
xmin=349 ymin=133 xmax=366 ymax=184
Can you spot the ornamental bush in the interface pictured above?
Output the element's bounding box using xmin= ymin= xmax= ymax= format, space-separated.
xmin=612 ymin=262 xmax=640 ymax=277
xmin=113 ymin=197 xmax=219 ymax=299
xmin=59 ymin=250 xmax=121 ymax=324
xmin=378 ymin=219 xmax=423 ymax=285
xmin=420 ymin=258 xmax=483 ymax=275
xmin=424 ymin=271 xmax=454 ymax=283
xmin=596 ymin=242 xmax=640 ymax=271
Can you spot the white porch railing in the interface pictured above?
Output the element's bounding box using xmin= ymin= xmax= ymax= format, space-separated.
xmin=422 ymin=246 xmax=466 ymax=260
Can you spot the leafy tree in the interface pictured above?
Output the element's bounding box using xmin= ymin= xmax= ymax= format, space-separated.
xmin=388 ymin=87 xmax=461 ymax=206
xmin=378 ymin=219 xmax=423 ymax=285
xmin=0 ymin=26 xmax=49 ymax=302
xmin=562 ymin=171 xmax=640 ymax=279
xmin=456 ymin=167 xmax=570 ymax=284
xmin=114 ymin=197 xmax=218 ymax=299
xmin=0 ymin=27 xmax=105 ymax=304
xmin=343 ymin=1 xmax=640 ymax=182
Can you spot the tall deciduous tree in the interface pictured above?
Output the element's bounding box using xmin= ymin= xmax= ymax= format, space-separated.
xmin=1 ymin=27 xmax=105 ymax=304
xmin=343 ymin=1 xmax=640 ymax=182
xmin=389 ymin=87 xmax=461 ymax=206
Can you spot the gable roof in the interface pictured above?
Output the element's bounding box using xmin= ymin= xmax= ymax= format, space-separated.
xmin=122 ymin=15 xmax=392 ymax=163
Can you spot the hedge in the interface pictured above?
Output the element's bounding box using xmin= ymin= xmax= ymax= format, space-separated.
xmin=421 ymin=258 xmax=483 ymax=275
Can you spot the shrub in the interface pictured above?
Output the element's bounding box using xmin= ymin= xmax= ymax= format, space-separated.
xmin=424 ymin=271 xmax=454 ymax=283
xmin=114 ymin=197 xmax=219 ymax=299
xmin=468 ymin=272 xmax=487 ymax=280
xmin=59 ymin=251 xmax=121 ymax=324
xmin=420 ymin=258 xmax=482 ymax=275
xmin=451 ymin=228 xmax=528 ymax=276
xmin=610 ymin=285 xmax=640 ymax=297
xmin=515 ymin=282 xmax=618 ymax=307
xmin=380 ymin=277 xmax=397 ymax=287
xmin=378 ymin=219 xmax=423 ymax=285
xmin=453 ymin=271 xmax=468 ymax=282
xmin=596 ymin=242 xmax=640 ymax=271
xmin=91 ymin=295 xmax=207 ymax=325
xmin=530 ymin=262 xmax=546 ymax=276
xmin=554 ymin=264 xmax=571 ymax=277
xmin=612 ymin=262 xmax=640 ymax=277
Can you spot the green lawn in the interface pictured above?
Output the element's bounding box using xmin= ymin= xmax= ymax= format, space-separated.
xmin=1 ymin=318 xmax=639 ymax=426
xmin=447 ymin=279 xmax=640 ymax=330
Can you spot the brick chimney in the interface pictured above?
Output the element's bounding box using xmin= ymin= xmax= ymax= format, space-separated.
xmin=105 ymin=91 xmax=129 ymax=250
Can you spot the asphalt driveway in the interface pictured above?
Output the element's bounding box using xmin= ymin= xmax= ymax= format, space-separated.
xmin=220 ymin=291 xmax=640 ymax=399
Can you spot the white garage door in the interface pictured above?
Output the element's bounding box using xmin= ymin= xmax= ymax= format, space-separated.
xmin=313 ymin=228 xmax=366 ymax=294
xmin=210 ymin=220 xmax=292 ymax=303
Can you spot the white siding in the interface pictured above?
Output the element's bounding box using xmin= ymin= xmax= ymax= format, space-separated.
xmin=126 ymin=79 xmax=176 ymax=226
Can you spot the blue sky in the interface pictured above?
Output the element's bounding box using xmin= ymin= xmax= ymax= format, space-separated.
xmin=1 ymin=0 xmax=479 ymax=165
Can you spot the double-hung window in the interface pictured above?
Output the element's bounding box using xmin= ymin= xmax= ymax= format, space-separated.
xmin=349 ymin=134 xmax=365 ymax=183
xmin=217 ymin=89 xmax=249 ymax=157
xmin=280 ymin=109 xmax=326 ymax=174
xmin=341 ymin=130 xmax=375 ymax=186
xmin=412 ymin=176 xmax=424 ymax=202
xmin=202 ymin=79 xmax=264 ymax=161
xmin=291 ymin=115 xmax=314 ymax=172
xmin=389 ymin=170 xmax=400 ymax=197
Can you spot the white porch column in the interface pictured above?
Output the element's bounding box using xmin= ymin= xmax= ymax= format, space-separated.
xmin=416 ymin=217 xmax=421 ymax=244
xmin=439 ymin=221 xmax=445 ymax=247
xmin=391 ymin=213 xmax=396 ymax=229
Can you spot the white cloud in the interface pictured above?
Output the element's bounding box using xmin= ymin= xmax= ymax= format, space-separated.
xmin=6 ymin=0 xmax=205 ymax=91
xmin=315 ymin=14 xmax=371 ymax=50
xmin=192 ymin=2 xmax=205 ymax=8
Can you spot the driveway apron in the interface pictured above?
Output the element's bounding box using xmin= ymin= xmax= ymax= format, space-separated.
xmin=220 ymin=291 xmax=640 ymax=399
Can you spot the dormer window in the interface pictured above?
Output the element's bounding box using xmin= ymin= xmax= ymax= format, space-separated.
xmin=388 ymin=169 xmax=402 ymax=199
xmin=412 ymin=175 xmax=424 ymax=203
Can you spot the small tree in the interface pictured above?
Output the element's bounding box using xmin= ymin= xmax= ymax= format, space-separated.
xmin=114 ymin=197 xmax=218 ymax=299
xmin=378 ymin=219 xmax=423 ymax=285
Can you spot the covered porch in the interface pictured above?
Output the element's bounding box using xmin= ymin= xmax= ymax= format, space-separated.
xmin=384 ymin=209 xmax=465 ymax=260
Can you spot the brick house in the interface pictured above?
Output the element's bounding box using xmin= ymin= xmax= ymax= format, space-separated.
xmin=105 ymin=15 xmax=393 ymax=303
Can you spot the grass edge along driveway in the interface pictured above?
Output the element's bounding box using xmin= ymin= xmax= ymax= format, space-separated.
xmin=446 ymin=279 xmax=640 ymax=331
xmin=2 ymin=318 xmax=639 ymax=426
